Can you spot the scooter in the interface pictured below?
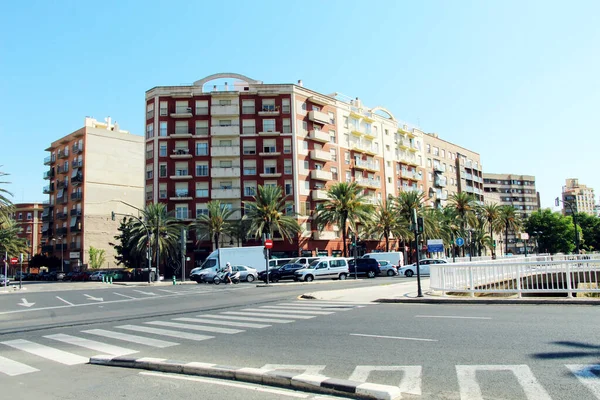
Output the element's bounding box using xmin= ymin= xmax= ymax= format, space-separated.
xmin=213 ymin=270 xmax=240 ymax=285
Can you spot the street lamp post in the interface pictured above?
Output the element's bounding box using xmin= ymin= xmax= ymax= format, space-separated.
xmin=533 ymin=231 xmax=542 ymax=255
xmin=468 ymin=230 xmax=474 ymax=262
xmin=556 ymin=197 xmax=580 ymax=254
xmin=52 ymin=236 xmax=64 ymax=272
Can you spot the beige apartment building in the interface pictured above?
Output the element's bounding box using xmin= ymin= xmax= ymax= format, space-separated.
xmin=42 ymin=117 xmax=144 ymax=270
xmin=561 ymin=178 xmax=596 ymax=216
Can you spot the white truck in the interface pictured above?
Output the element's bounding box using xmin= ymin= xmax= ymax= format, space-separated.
xmin=191 ymin=246 xmax=267 ymax=277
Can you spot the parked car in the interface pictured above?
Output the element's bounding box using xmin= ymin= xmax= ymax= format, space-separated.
xmin=0 ymin=274 xmax=10 ymax=287
xmin=363 ymin=252 xmax=404 ymax=268
xmin=232 ymin=265 xmax=258 ymax=282
xmin=64 ymin=271 xmax=75 ymax=281
xmin=398 ymin=258 xmax=448 ymax=277
xmin=14 ymin=271 xmax=26 ymax=280
xmin=294 ymin=258 xmax=349 ymax=282
xmin=37 ymin=271 xmax=51 ymax=281
xmin=267 ymin=258 xmax=295 ymax=269
xmin=347 ymin=258 xmax=380 ymax=278
xmin=24 ymin=273 xmax=38 ymax=281
xmin=259 ymin=263 xmax=306 ymax=282
xmin=377 ymin=260 xmax=398 ymax=276
xmin=71 ymin=271 xmax=90 ymax=281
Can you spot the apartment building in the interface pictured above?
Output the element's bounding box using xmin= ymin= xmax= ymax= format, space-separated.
xmin=421 ymin=133 xmax=484 ymax=208
xmin=42 ymin=117 xmax=144 ymax=270
xmin=561 ymin=178 xmax=596 ymax=216
xmin=483 ymin=173 xmax=540 ymax=254
xmin=145 ymin=73 xmax=486 ymax=269
xmin=11 ymin=203 xmax=43 ymax=270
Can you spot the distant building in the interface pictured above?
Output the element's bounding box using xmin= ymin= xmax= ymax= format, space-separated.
xmin=11 ymin=203 xmax=43 ymax=270
xmin=561 ymin=178 xmax=596 ymax=216
xmin=42 ymin=117 xmax=144 ymax=271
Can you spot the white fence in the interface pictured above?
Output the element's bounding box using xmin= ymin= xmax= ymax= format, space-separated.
xmin=430 ymin=255 xmax=600 ymax=297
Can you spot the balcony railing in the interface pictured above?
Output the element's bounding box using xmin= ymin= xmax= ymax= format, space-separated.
xmin=57 ymin=165 xmax=69 ymax=174
xmin=211 ymin=167 xmax=241 ymax=178
xmin=70 ymin=242 xmax=81 ymax=250
xmin=211 ymin=104 xmax=239 ymax=116
xmin=175 ymin=209 xmax=193 ymax=220
xmin=211 ymin=146 xmax=240 ymax=157
xmin=72 ymin=160 xmax=83 ymax=168
xmin=58 ymin=150 xmax=69 ymax=159
xmin=44 ymin=155 xmax=55 ymax=165
xmin=56 ymin=180 xmax=68 ymax=189
xmin=71 ymin=192 xmax=82 ymax=201
xmin=171 ymin=107 xmax=193 ymax=118
xmin=56 ymin=227 xmax=68 ymax=235
xmin=70 ymin=209 xmax=81 ymax=216
xmin=43 ymin=185 xmax=54 ymax=194
xmin=43 ymin=170 xmax=54 ymax=180
xmin=72 ymin=144 xmax=83 ymax=153
xmin=56 ymin=212 xmax=67 ymax=220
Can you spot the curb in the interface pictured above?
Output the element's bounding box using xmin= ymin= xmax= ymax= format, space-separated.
xmin=374 ymin=297 xmax=600 ymax=305
xmin=90 ymin=355 xmax=401 ymax=400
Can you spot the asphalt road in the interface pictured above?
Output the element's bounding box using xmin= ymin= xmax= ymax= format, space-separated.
xmin=1 ymin=279 xmax=599 ymax=399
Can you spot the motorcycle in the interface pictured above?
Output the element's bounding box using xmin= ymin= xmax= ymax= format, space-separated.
xmin=213 ymin=269 xmax=240 ymax=285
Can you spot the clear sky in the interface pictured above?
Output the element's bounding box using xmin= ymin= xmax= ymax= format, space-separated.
xmin=1 ymin=0 xmax=598 ymax=209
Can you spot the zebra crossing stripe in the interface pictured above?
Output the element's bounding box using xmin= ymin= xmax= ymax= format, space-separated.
xmin=116 ymin=325 xmax=214 ymax=341
xmin=279 ymin=302 xmax=356 ymax=309
xmin=256 ymin=306 xmax=334 ymax=315
xmin=349 ymin=366 xmax=422 ymax=396
xmin=201 ymin=314 xmax=294 ymax=324
xmin=174 ymin=317 xmax=271 ymax=329
xmin=292 ymin=301 xmax=372 ymax=306
xmin=1 ymin=339 xmax=88 ymax=365
xmin=234 ymin=310 xmax=316 ymax=319
xmin=0 ymin=355 xmax=39 ymax=376
xmin=566 ymin=364 xmax=600 ymax=398
xmin=145 ymin=321 xmax=244 ymax=334
xmin=82 ymin=329 xmax=178 ymax=348
xmin=45 ymin=334 xmax=138 ymax=356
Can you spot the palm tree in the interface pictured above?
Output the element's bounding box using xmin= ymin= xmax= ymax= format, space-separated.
xmin=314 ymin=182 xmax=373 ymax=257
xmin=447 ymin=192 xmax=478 ymax=231
xmin=0 ymin=168 xmax=13 ymax=210
xmin=364 ymin=200 xmax=407 ymax=252
xmin=192 ymin=200 xmax=236 ymax=251
xmin=498 ymin=205 xmax=521 ymax=255
xmin=478 ymin=203 xmax=502 ymax=258
xmin=393 ymin=191 xmax=427 ymax=261
xmin=226 ymin=219 xmax=252 ymax=247
xmin=243 ymin=185 xmax=301 ymax=242
xmin=0 ymin=218 xmax=27 ymax=256
xmin=438 ymin=207 xmax=460 ymax=259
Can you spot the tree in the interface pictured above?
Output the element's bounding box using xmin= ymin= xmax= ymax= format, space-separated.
xmin=0 ymin=218 xmax=27 ymax=256
xmin=314 ymin=182 xmax=373 ymax=257
xmin=29 ymin=254 xmax=61 ymax=270
xmin=364 ymin=200 xmax=407 ymax=252
xmin=88 ymin=246 xmax=106 ymax=270
xmin=0 ymin=168 xmax=13 ymax=210
xmin=192 ymin=200 xmax=236 ymax=251
xmin=447 ymin=192 xmax=478 ymax=233
xmin=574 ymin=212 xmax=599 ymax=252
xmin=109 ymin=217 xmax=143 ymax=268
xmin=227 ymin=219 xmax=252 ymax=247
xmin=243 ymin=185 xmax=301 ymax=242
xmin=525 ymin=209 xmax=575 ymax=254
xmin=477 ymin=203 xmax=502 ymax=258
xmin=498 ymin=205 xmax=522 ymax=255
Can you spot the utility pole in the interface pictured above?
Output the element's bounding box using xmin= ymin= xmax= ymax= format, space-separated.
xmin=413 ymin=209 xmax=424 ymax=298
xmin=181 ymin=227 xmax=187 ymax=282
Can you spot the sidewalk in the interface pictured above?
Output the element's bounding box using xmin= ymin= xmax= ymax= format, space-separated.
xmin=301 ymin=278 xmax=600 ymax=305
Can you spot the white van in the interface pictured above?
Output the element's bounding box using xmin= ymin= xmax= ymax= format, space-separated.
xmin=363 ymin=252 xmax=404 ymax=267
xmin=294 ymin=257 xmax=349 ymax=282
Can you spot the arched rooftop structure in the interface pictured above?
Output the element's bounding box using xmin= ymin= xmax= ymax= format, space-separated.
xmin=370 ymin=106 xmax=396 ymax=121
xmin=193 ymin=73 xmax=262 ymax=87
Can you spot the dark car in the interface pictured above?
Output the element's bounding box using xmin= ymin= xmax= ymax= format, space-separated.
xmin=348 ymin=258 xmax=380 ymax=278
xmin=64 ymin=271 xmax=75 ymax=281
xmin=259 ymin=263 xmax=306 ymax=282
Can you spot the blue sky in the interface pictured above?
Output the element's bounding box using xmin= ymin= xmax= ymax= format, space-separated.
xmin=1 ymin=0 xmax=598 ymax=209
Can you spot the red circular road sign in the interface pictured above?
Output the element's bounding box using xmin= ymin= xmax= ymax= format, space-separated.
xmin=264 ymin=239 xmax=273 ymax=249
xmin=10 ymin=257 xmax=18 ymax=265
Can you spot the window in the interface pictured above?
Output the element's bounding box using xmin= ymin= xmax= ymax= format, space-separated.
xmin=219 ymin=160 xmax=232 ymax=168
xmin=146 ymin=143 xmax=153 ymax=160
xmin=300 ymin=201 xmax=311 ymax=215
xmin=304 ymin=160 xmax=309 ymax=169
xmin=159 ymin=142 xmax=167 ymax=157
xmin=243 ymin=160 xmax=256 ymax=175
xmin=146 ymin=103 xmax=154 ymax=119
xmin=196 ymin=204 xmax=209 ymax=218
xmin=301 ymin=103 xmax=307 ymax=111
xmin=330 ymin=149 xmax=337 ymax=161
xmin=346 ymin=171 xmax=351 ymax=182
xmin=331 ymin=167 xmax=338 ymax=180
xmin=284 ymin=159 xmax=292 ymax=174
xmin=302 ymin=141 xmax=308 ymax=150
xmin=195 ymin=162 xmax=208 ymax=177
xmin=264 ymin=180 xmax=277 ymax=188
xmin=263 ymin=119 xmax=276 ymax=133
xmin=262 ymin=99 xmax=276 ymax=112
xmin=426 ymin=144 xmax=430 ymax=153
xmin=285 ymin=203 xmax=294 ymax=215
xmin=283 ymin=118 xmax=291 ymax=133
xmin=146 ymin=123 xmax=154 ymax=139
xmin=242 ymin=99 xmax=255 ymax=114
xmin=175 ymin=182 xmax=189 ymax=197
xmin=329 ymin=130 xmax=336 ymax=143
xmin=146 ymin=164 xmax=153 ymax=180
xmin=159 ymin=183 xmax=167 ymax=199
xmin=219 ymin=99 xmax=232 ymax=106
xmin=219 ymin=119 xmax=232 ymax=127
xmin=282 ymin=98 xmax=290 ymax=113
xmin=312 ymin=105 xmax=320 ymax=112
xmin=243 ymin=139 xmax=256 ymax=155
xmin=328 ymin=112 xmax=335 ymax=124
xmin=175 ymin=101 xmax=190 ymax=114
xmin=345 ymin=152 xmax=350 ymax=165
xmin=158 ymin=121 xmax=167 ymax=137
xmin=195 ymin=100 xmax=208 ymax=115
xmin=175 ymin=205 xmax=189 ymax=220
xmin=244 ymin=181 xmax=257 ymax=196
xmin=26 ymin=212 xmax=32 ymax=220
xmin=159 ymin=101 xmax=168 ymax=116
xmin=196 ymin=182 xmax=208 ymax=198
xmin=304 ymin=181 xmax=310 ymax=190
xmin=283 ymin=139 xmax=291 ymax=154
xmin=242 ymin=120 xmax=256 ymax=134
xmin=385 ymin=129 xmax=389 ymax=136
xmin=175 ymin=121 xmax=188 ymax=135
xmin=159 ymin=163 xmax=167 ymax=177
xmin=195 ymin=120 xmax=209 ymax=136
xmin=175 ymin=162 xmax=188 ymax=176
xmin=264 ymin=159 xmax=277 ymax=174
xmin=302 ymin=121 xmax=308 ymax=131
xmin=195 ymin=141 xmax=208 ymax=156
xmin=343 ymin=116 xmax=348 ymax=128
xmin=262 ymin=139 xmax=276 ymax=153
xmin=343 ymin=133 xmax=350 ymax=146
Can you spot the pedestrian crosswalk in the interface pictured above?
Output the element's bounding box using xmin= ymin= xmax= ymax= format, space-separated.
xmin=0 ymin=300 xmax=368 ymax=378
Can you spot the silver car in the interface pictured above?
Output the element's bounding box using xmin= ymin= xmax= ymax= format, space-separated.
xmin=0 ymin=274 xmax=10 ymax=287
xmin=232 ymin=265 xmax=258 ymax=282
xmin=377 ymin=260 xmax=398 ymax=276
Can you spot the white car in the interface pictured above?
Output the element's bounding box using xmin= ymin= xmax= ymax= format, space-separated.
xmin=377 ymin=260 xmax=398 ymax=276
xmin=0 ymin=274 xmax=10 ymax=286
xmin=294 ymin=257 xmax=349 ymax=282
xmin=231 ymin=265 xmax=258 ymax=282
xmin=89 ymin=271 xmax=104 ymax=281
xmin=398 ymin=258 xmax=448 ymax=277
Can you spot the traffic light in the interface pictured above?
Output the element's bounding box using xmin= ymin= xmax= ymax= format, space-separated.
xmin=417 ymin=217 xmax=424 ymax=234
xmin=493 ymin=240 xmax=497 ymax=248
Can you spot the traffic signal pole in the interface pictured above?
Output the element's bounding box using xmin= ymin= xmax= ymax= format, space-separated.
xmin=413 ymin=209 xmax=423 ymax=298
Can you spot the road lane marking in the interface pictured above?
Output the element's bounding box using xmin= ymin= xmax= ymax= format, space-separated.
xmin=350 ymin=333 xmax=437 ymax=342
xmin=83 ymin=294 xmax=104 ymax=302
xmin=174 ymin=317 xmax=271 ymax=329
xmin=157 ymin=289 xmax=179 ymax=294
xmin=56 ymin=296 xmax=75 ymax=306
xmin=236 ymin=310 xmax=316 ymax=319
xmin=277 ymin=303 xmax=354 ymax=310
xmin=139 ymin=371 xmax=310 ymax=398
xmin=415 ymin=315 xmax=492 ymax=320
xmin=0 ymin=355 xmax=39 ymax=376
xmin=145 ymin=321 xmax=244 ymax=334
xmin=349 ymin=366 xmax=422 ymax=396
xmin=133 ymin=290 xmax=157 ymax=296
xmin=116 ymin=325 xmax=214 ymax=341
xmin=260 ymin=364 xmax=326 ymax=376
xmin=1 ymin=339 xmax=88 ymax=365
xmin=566 ymin=364 xmax=600 ymax=398
xmin=18 ymin=298 xmax=35 ymax=308
xmin=113 ymin=292 xmax=136 ymax=299
xmin=200 ymin=314 xmax=293 ymax=323
xmin=456 ymin=365 xmax=550 ymax=400
xmin=256 ymin=306 xmax=335 ymax=315
xmin=292 ymin=301 xmax=372 ymax=306
xmin=45 ymin=333 xmax=138 ymax=356
xmin=82 ymin=329 xmax=178 ymax=348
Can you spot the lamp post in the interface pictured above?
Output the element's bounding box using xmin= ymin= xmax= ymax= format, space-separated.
xmin=533 ymin=231 xmax=541 ymax=255
xmin=556 ymin=197 xmax=579 ymax=254
xmin=468 ymin=230 xmax=474 ymax=262
xmin=52 ymin=236 xmax=64 ymax=272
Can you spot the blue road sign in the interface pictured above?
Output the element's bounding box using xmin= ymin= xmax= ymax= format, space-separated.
xmin=455 ymin=237 xmax=465 ymax=247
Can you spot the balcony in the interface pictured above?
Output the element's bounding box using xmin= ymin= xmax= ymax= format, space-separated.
xmin=175 ymin=209 xmax=194 ymax=220
xmin=260 ymin=169 xmax=282 ymax=178
xmin=170 ymin=148 xmax=192 ymax=159
xmin=409 ymin=143 xmax=419 ymax=152
xmin=211 ymin=167 xmax=241 ymax=178
xmin=211 ymin=146 xmax=240 ymax=157
xmin=70 ymin=209 xmax=81 ymax=216
xmin=44 ymin=155 xmax=55 ymax=165
xmin=313 ymin=231 xmax=337 ymax=240
xmin=69 ymin=242 xmax=81 ymax=251
xmin=311 ymin=169 xmax=333 ymax=181
xmin=308 ymin=110 xmax=330 ymax=125
xmin=312 ymin=190 xmax=329 ymax=201
xmin=170 ymin=191 xmax=193 ymax=201
xmin=41 ymin=213 xmax=52 ymax=221
xmin=43 ymin=170 xmax=54 ymax=180
xmin=58 ymin=150 xmax=69 ymax=159
xmin=258 ymin=105 xmax=280 ymax=117
xmin=210 ymin=104 xmax=239 ymax=116
xmin=310 ymin=149 xmax=330 ymax=162
xmin=72 ymin=144 xmax=83 ymax=154
xmin=71 ymin=224 xmax=82 ymax=233
xmin=433 ymin=164 xmax=446 ymax=173
xmin=71 ymin=192 xmax=82 ymax=201
xmin=72 ymin=160 xmax=83 ymax=168
xmin=211 ymin=125 xmax=240 ymax=136
xmin=397 ymin=139 xmax=410 ymax=150
xmin=356 ymin=178 xmax=381 ymax=189
xmin=57 ymin=164 xmax=69 ymax=174
xmin=72 ymin=173 xmax=83 ymax=186
xmin=211 ymin=188 xmax=240 ymax=199
xmin=56 ymin=180 xmax=68 ymax=189
xmin=354 ymin=159 xmax=379 ymax=172
xmin=170 ymin=128 xmax=193 ymax=138
xmin=434 ymin=177 xmax=447 ymax=187
xmin=170 ymin=107 xmax=193 ymax=118
xmin=258 ymin=129 xmax=281 ymax=136
xmin=43 ymin=185 xmax=54 ymax=194
xmin=170 ymin=170 xmax=192 ymax=180
xmin=56 ymin=227 xmax=68 ymax=235
xmin=308 ymin=95 xmax=330 ymax=106
xmin=259 ymin=149 xmax=281 ymax=157
xmin=56 ymin=212 xmax=67 ymax=220
xmin=309 ymin=130 xmax=329 ymax=143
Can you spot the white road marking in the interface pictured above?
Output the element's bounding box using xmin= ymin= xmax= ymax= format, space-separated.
xmin=157 ymin=289 xmax=179 ymax=294
xmin=83 ymin=294 xmax=104 ymax=302
xmin=56 ymin=296 xmax=75 ymax=306
xmin=292 ymin=301 xmax=372 ymax=306
xmin=174 ymin=317 xmax=270 ymax=329
xmin=456 ymin=365 xmax=550 ymax=400
xmin=45 ymin=333 xmax=137 ymax=356
xmin=415 ymin=315 xmax=492 ymax=320
xmin=283 ymin=302 xmax=357 ymax=309
xmin=18 ymin=298 xmax=35 ymax=308
xmin=139 ymin=371 xmax=310 ymax=398
xmin=349 ymin=366 xmax=422 ymax=395
xmin=566 ymin=364 xmax=600 ymax=398
xmin=350 ymin=333 xmax=437 ymax=342
xmin=257 ymin=306 xmax=335 ymax=315
xmin=146 ymin=320 xmax=243 ymax=334
xmin=116 ymin=325 xmax=214 ymax=341
xmin=133 ymin=290 xmax=157 ymax=296
xmin=82 ymin=329 xmax=178 ymax=348
xmin=0 ymin=355 xmax=39 ymax=376
xmin=260 ymin=364 xmax=326 ymax=376
xmin=113 ymin=292 xmax=136 ymax=299
xmin=201 ymin=314 xmax=293 ymax=323
xmin=1 ymin=339 xmax=88 ymax=365
xmin=236 ymin=310 xmax=316 ymax=319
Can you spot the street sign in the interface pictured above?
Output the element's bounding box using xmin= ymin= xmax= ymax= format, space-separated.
xmin=10 ymin=257 xmax=18 ymax=265
xmin=427 ymin=239 xmax=444 ymax=253
xmin=520 ymin=233 xmax=530 ymax=240
xmin=264 ymin=239 xmax=273 ymax=249
xmin=455 ymin=237 xmax=465 ymax=247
